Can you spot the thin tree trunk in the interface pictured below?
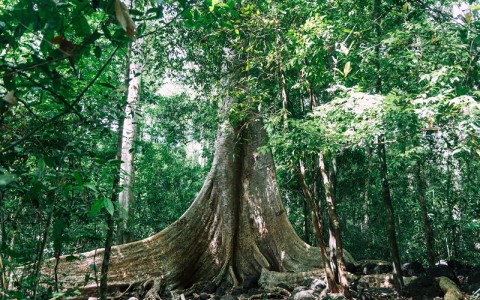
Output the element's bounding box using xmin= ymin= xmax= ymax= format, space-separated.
xmin=363 ymin=147 xmax=372 ymax=232
xmin=318 ymin=154 xmax=351 ymax=297
xmin=118 ymin=37 xmax=143 ymax=245
xmin=99 ymin=105 xmax=125 ymax=300
xmin=295 ymin=159 xmax=339 ymax=293
xmin=0 ymin=193 xmax=6 ymax=291
xmin=32 ymin=204 xmax=54 ymax=299
xmin=416 ymin=160 xmax=435 ymax=267
xmin=373 ymin=0 xmax=403 ymax=294
xmin=281 ymin=71 xmax=288 ymax=121
xmin=98 ymin=52 xmax=132 ymax=298
xmin=377 ymin=137 xmax=404 ymax=293
xmin=303 ymin=192 xmax=311 ymax=244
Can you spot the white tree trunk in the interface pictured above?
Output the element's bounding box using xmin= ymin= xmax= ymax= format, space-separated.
xmin=118 ymin=39 xmax=143 ymax=244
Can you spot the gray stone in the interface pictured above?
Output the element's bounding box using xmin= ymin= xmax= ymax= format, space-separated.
xmin=293 ymin=290 xmax=315 ymax=300
xmin=309 ymin=278 xmax=326 ymax=292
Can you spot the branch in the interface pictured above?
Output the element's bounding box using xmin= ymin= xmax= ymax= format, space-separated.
xmin=139 ymin=5 xmax=192 ymax=38
xmin=0 ymin=45 xmax=121 ymax=154
xmin=17 ymin=72 xmax=84 ymax=121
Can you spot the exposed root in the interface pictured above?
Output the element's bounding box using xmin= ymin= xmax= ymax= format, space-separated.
xmin=112 ymin=282 xmax=134 ymax=299
xmin=241 ymin=286 xmax=291 ymax=299
xmin=170 ymin=281 xmax=210 ymax=300
xmin=143 ymin=277 xmax=165 ymax=300
xmin=229 ymin=265 xmax=239 ymax=287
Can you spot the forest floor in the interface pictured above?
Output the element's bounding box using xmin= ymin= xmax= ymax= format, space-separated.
xmin=114 ymin=260 xmax=480 ymax=300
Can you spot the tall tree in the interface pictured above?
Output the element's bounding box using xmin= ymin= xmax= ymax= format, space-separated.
xmin=118 ymin=37 xmax=144 ymax=245
xmin=41 ymin=99 xmax=336 ymax=297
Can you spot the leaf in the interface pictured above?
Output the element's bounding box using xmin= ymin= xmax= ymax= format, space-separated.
xmin=0 ymin=173 xmax=17 ymax=186
xmin=465 ymin=12 xmax=472 ymax=24
xmin=115 ymin=0 xmax=136 ymax=40
xmin=340 ymin=43 xmax=349 ymax=56
xmin=73 ymin=171 xmax=83 ymax=185
xmin=38 ymin=157 xmax=46 ymax=170
xmin=74 ymin=14 xmax=91 ymax=37
xmin=89 ymin=199 xmax=104 ymax=218
xmin=104 ymin=198 xmax=114 ymax=216
xmin=3 ymin=91 xmax=17 ymax=105
xmin=343 ymin=61 xmax=352 ymax=77
xmin=210 ymin=0 xmax=219 ymax=11
xmin=83 ymin=183 xmax=98 ymax=193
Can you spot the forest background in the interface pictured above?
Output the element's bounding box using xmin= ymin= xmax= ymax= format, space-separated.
xmin=0 ymin=0 xmax=479 ymax=298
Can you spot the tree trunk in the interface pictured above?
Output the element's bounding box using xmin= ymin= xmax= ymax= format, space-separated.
xmin=318 ymin=154 xmax=351 ymax=297
xmin=363 ymin=147 xmax=372 ymax=232
xmin=98 ymin=58 xmax=130 ymax=300
xmin=118 ymin=38 xmax=143 ymax=245
xmin=294 ymin=158 xmax=338 ymax=292
xmin=40 ymin=99 xmax=330 ymax=298
xmin=416 ymin=160 xmax=435 ymax=267
xmin=377 ymin=136 xmax=404 ymax=293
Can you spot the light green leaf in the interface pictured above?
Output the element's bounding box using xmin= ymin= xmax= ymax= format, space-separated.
xmin=104 ymin=198 xmax=114 ymax=216
xmin=343 ymin=62 xmax=352 ymax=77
xmin=83 ymin=183 xmax=98 ymax=193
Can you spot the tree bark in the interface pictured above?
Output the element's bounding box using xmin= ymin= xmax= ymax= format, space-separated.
xmin=118 ymin=38 xmax=143 ymax=245
xmin=318 ymin=154 xmax=351 ymax=298
xmin=294 ymin=159 xmax=337 ymax=292
xmin=377 ymin=136 xmax=404 ymax=293
xmin=40 ymin=99 xmax=332 ymax=298
xmin=416 ymin=160 xmax=435 ymax=267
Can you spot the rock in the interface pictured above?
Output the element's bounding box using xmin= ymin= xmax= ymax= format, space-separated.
xmin=358 ymin=274 xmax=394 ymax=288
xmin=292 ymin=286 xmax=308 ymax=295
xmin=259 ymin=268 xmax=324 ymax=290
xmin=293 ymin=290 xmax=315 ymax=300
xmin=468 ymin=268 xmax=480 ymax=284
xmin=359 ymin=260 xmax=391 ymax=275
xmin=350 ymin=280 xmax=369 ymax=292
xmin=467 ymin=283 xmax=480 ymax=295
xmin=373 ymin=264 xmax=392 ymax=274
xmin=221 ymin=296 xmax=237 ymax=300
xmin=229 ymin=287 xmax=244 ymax=296
xmin=277 ymin=283 xmax=292 ymax=291
xmin=345 ymin=262 xmax=357 ymax=274
xmin=309 ymin=278 xmax=326 ymax=292
xmin=242 ymin=276 xmax=259 ymax=289
xmin=402 ymin=261 xmax=426 ymax=277
xmin=128 ymin=298 xmax=139 ymax=300
xmin=361 ymin=263 xmax=377 ymax=275
xmin=202 ymin=282 xmax=217 ymax=294
xmin=427 ymin=265 xmax=457 ymax=282
xmin=404 ymin=275 xmax=441 ymax=298
xmin=199 ymin=292 xmax=210 ymax=300
xmin=320 ymin=293 xmax=346 ymax=300
xmin=437 ymin=276 xmax=462 ymax=300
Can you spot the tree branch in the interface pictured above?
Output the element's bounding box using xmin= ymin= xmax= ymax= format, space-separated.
xmin=0 ymin=45 xmax=121 ymax=154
